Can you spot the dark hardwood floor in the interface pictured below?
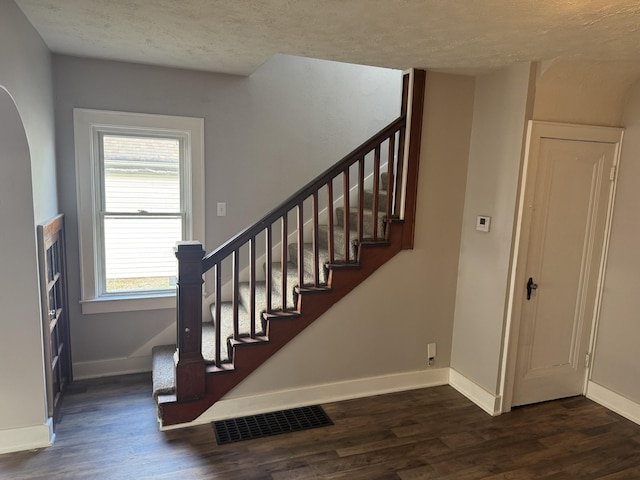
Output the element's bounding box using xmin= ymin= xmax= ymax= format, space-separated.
xmin=1 ymin=373 xmax=639 ymax=479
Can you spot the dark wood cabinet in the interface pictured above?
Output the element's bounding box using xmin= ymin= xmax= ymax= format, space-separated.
xmin=37 ymin=214 xmax=72 ymax=422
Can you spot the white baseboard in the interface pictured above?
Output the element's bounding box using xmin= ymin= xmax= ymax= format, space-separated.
xmin=449 ymin=368 xmax=501 ymax=416
xmin=162 ymin=367 xmax=449 ymax=430
xmin=73 ymin=355 xmax=151 ymax=380
xmin=587 ymin=381 xmax=640 ymax=426
xmin=0 ymin=418 xmax=54 ymax=454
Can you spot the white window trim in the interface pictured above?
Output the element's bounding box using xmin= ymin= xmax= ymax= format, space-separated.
xmin=74 ymin=109 xmax=204 ymax=314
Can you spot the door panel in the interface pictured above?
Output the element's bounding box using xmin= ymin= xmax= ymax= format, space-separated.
xmin=512 ymin=126 xmax=619 ymax=407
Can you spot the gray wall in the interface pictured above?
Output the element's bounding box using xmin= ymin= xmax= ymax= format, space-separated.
xmin=451 ymin=63 xmax=533 ymax=394
xmin=0 ymin=0 xmax=57 ymax=223
xmin=591 ymin=78 xmax=640 ymax=402
xmin=0 ymin=0 xmax=56 ymax=440
xmin=53 ymin=53 xmax=401 ymax=378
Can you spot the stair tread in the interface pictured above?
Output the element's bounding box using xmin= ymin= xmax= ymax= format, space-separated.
xmin=206 ymin=363 xmax=236 ymax=374
xmin=152 ymin=344 xmax=176 ymax=399
xmin=359 ymin=239 xmax=391 ymax=247
xmin=326 ymin=261 xmax=362 ymax=270
xmin=262 ymin=310 xmax=302 ymax=322
xmin=229 ymin=335 xmax=269 ymax=346
xmin=156 ymin=393 xmax=177 ymax=404
xmin=295 ymin=285 xmax=332 ymax=294
xmin=335 ymin=205 xmax=381 ymax=216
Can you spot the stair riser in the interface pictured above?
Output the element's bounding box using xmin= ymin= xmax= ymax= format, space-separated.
xmin=287 ymin=243 xmax=330 ymax=285
xmin=208 ymin=303 xmax=257 ymax=363
xmin=335 ymin=207 xmax=386 ymax=239
xmin=238 ymin=281 xmax=282 ymax=322
xmin=270 ymin=265 xmax=301 ymax=309
xmin=317 ymin=225 xmax=358 ymax=261
xmin=380 ymin=172 xmax=388 ymax=189
xmin=362 ymin=190 xmax=388 ymax=212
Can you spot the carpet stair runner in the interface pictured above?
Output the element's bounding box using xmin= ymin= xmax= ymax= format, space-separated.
xmin=152 ymin=174 xmax=390 ymax=400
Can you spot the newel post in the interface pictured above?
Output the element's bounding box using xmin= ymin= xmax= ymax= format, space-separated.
xmin=174 ymin=241 xmax=206 ymax=400
xmin=400 ymin=69 xmax=426 ymax=250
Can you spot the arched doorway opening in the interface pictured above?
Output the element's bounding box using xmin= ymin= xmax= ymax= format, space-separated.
xmin=0 ymin=86 xmax=52 ymax=452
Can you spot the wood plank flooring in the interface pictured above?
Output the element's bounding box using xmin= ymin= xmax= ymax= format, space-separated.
xmin=1 ymin=373 xmax=639 ymax=479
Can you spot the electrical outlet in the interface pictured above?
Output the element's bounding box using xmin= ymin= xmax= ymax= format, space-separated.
xmin=427 ymin=342 xmax=436 ymax=366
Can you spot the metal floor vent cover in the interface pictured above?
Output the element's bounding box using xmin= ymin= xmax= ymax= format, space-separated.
xmin=213 ymin=405 xmax=333 ymax=445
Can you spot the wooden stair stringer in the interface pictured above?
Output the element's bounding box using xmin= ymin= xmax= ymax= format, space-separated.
xmin=158 ymin=221 xmax=405 ymax=426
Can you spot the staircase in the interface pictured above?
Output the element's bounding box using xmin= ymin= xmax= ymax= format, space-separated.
xmin=153 ymin=69 xmax=425 ymax=427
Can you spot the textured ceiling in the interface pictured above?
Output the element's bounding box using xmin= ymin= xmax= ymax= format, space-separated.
xmin=14 ymin=0 xmax=640 ymax=76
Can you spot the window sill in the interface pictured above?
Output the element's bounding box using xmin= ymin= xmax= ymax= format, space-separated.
xmin=80 ymin=292 xmax=176 ymax=315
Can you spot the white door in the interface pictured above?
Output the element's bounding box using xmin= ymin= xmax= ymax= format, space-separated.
xmin=511 ymin=122 xmax=622 ymax=407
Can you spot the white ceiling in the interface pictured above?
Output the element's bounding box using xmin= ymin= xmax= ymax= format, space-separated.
xmin=14 ymin=0 xmax=640 ymax=76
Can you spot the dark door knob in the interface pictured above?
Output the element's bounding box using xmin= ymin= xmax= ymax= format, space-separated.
xmin=526 ymin=277 xmax=538 ymax=300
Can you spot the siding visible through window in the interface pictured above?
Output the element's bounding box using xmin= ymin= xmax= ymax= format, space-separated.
xmin=101 ymin=135 xmax=183 ymax=293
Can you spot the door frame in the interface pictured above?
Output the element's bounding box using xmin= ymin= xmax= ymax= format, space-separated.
xmin=499 ymin=121 xmax=624 ymax=412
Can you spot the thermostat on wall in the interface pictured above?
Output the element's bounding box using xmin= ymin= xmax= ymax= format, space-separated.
xmin=476 ymin=215 xmax=491 ymax=232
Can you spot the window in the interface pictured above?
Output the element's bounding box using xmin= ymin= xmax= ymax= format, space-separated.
xmin=74 ymin=109 xmax=204 ymax=314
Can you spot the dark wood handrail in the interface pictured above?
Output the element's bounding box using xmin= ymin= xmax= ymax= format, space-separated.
xmin=202 ymin=115 xmax=406 ymax=273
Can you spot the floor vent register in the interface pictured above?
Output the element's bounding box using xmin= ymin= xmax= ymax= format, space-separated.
xmin=213 ymin=405 xmax=333 ymax=445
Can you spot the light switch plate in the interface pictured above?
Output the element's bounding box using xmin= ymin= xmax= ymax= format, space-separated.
xmin=217 ymin=202 xmax=226 ymax=217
